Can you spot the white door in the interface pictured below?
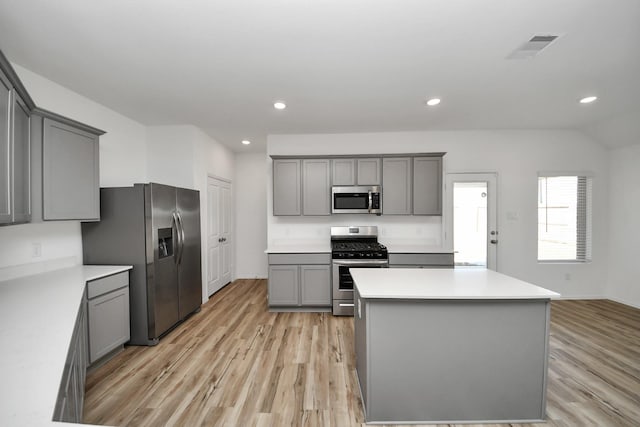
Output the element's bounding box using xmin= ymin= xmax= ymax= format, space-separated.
xmin=444 ymin=173 xmax=498 ymax=270
xmin=207 ymin=176 xmax=233 ymax=296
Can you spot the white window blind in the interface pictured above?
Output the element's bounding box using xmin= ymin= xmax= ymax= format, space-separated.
xmin=538 ymin=175 xmax=592 ymax=262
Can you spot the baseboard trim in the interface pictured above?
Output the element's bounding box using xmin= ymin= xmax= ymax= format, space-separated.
xmin=606 ymin=296 xmax=640 ymax=310
xmin=556 ymin=295 xmax=605 ymax=300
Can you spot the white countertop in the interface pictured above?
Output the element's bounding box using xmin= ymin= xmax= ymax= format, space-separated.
xmin=351 ymin=268 xmax=560 ymax=300
xmin=0 ymin=265 xmax=132 ymax=426
xmin=382 ymin=243 xmax=452 ymax=254
xmin=266 ymin=243 xmax=331 ymax=253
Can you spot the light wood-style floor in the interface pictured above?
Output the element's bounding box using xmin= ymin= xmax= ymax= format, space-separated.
xmin=84 ymin=279 xmax=640 ymax=427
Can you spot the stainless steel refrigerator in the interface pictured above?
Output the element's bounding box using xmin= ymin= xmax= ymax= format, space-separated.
xmin=81 ymin=183 xmax=202 ymax=345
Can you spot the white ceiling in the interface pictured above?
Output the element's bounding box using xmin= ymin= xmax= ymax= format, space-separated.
xmin=1 ymin=0 xmax=639 ymax=152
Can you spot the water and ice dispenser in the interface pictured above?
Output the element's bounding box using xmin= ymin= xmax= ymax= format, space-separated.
xmin=158 ymin=228 xmax=174 ymax=258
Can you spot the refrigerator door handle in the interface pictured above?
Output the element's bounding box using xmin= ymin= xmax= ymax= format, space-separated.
xmin=171 ymin=212 xmax=181 ymax=265
xmin=176 ymin=211 xmax=186 ymax=265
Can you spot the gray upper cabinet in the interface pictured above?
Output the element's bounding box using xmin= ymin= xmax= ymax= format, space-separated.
xmin=272 ymin=153 xmax=444 ymax=217
xmin=12 ymin=94 xmax=31 ymax=223
xmin=302 ymin=159 xmax=331 ymax=215
xmin=382 ymin=157 xmax=412 ymax=215
xmin=0 ymin=73 xmax=10 ymax=224
xmin=413 ymin=156 xmax=443 ymax=215
xmin=43 ymin=118 xmax=100 ymax=220
xmin=357 ymin=158 xmax=381 ymax=185
xmin=332 ymin=159 xmax=356 ymax=185
xmin=0 ymin=68 xmax=32 ymax=226
xmin=332 ymin=158 xmax=381 ymax=186
xmin=273 ymin=159 xmax=301 ymax=216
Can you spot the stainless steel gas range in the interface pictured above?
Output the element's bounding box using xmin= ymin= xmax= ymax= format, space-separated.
xmin=331 ymin=226 xmax=388 ymax=316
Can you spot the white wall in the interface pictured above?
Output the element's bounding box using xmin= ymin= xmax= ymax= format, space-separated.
xmin=0 ymin=67 xmax=237 ymax=304
xmin=146 ymin=125 xmax=236 ymax=301
xmin=607 ymin=144 xmax=640 ymax=308
xmin=267 ymin=130 xmax=610 ymax=298
xmin=234 ymin=153 xmax=268 ymax=278
xmin=13 ymin=65 xmax=148 ymax=186
xmin=0 ymin=65 xmax=148 ymax=277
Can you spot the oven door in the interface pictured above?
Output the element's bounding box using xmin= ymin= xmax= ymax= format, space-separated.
xmin=332 ymin=259 xmax=389 ymax=301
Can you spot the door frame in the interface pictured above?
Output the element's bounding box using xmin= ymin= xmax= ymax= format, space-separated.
xmin=206 ymin=174 xmax=234 ymax=299
xmin=444 ymin=172 xmax=498 ymax=271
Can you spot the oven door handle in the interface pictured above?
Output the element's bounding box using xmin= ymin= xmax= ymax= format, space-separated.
xmin=333 ymin=259 xmax=389 ymax=266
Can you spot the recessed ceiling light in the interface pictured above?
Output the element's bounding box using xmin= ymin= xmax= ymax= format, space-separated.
xmin=426 ymin=98 xmax=441 ymax=106
xmin=241 ymin=140 xmax=251 ymax=145
xmin=579 ymin=96 xmax=598 ymax=104
xmin=273 ymin=101 xmax=287 ymax=110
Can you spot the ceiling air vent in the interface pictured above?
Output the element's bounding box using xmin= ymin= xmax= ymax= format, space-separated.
xmin=507 ymin=34 xmax=561 ymax=59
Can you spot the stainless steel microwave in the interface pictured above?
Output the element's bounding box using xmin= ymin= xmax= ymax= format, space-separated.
xmin=331 ymin=186 xmax=382 ymax=214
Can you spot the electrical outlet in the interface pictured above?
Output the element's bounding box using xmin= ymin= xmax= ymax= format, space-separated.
xmin=32 ymin=242 xmax=42 ymax=258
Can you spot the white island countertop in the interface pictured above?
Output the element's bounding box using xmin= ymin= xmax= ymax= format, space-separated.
xmin=351 ymin=268 xmax=560 ymax=299
xmin=0 ymin=265 xmax=132 ymax=426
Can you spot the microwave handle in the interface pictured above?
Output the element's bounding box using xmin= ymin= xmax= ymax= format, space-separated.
xmin=368 ymin=190 xmax=372 ymax=213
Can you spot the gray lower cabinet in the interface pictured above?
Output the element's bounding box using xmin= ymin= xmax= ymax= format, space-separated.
xmin=413 ymin=156 xmax=442 ymax=215
xmin=273 ymin=159 xmax=301 ymax=216
xmin=268 ymin=265 xmax=299 ymax=305
xmin=382 ymin=157 xmax=412 ymax=215
xmin=389 ymin=252 xmax=454 ymax=268
xmin=302 ymin=159 xmax=331 ymax=215
xmin=54 ymin=290 xmax=88 ymax=424
xmin=300 ymin=265 xmax=331 ymax=305
xmin=42 ymin=117 xmax=100 ymax=220
xmin=268 ymin=253 xmax=331 ymax=309
xmin=87 ymin=271 xmax=130 ymax=364
xmin=0 ymin=70 xmax=31 ymax=226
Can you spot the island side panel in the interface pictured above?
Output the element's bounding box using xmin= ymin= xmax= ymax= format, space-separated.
xmin=353 ymin=287 xmax=369 ymax=417
xmin=367 ymin=299 xmax=549 ymax=423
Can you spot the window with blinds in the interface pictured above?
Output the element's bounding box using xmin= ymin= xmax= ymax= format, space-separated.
xmin=537 ymin=175 xmax=592 ymax=262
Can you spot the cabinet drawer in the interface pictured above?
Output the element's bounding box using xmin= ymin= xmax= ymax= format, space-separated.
xmin=87 ymin=271 xmax=129 ymax=299
xmin=268 ymin=253 xmax=331 ymax=265
xmin=388 ymin=253 xmax=454 ymax=266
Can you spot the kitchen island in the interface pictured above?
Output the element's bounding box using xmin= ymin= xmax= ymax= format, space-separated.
xmin=351 ymin=268 xmax=559 ymax=424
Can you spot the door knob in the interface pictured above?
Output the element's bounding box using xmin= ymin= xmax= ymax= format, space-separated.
xmin=218 ymin=238 xmax=223 ymax=242
xmin=490 ymin=239 xmax=498 ymax=244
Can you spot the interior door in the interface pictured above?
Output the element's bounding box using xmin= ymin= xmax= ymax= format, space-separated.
xmin=220 ymin=182 xmax=232 ymax=286
xmin=444 ymin=173 xmax=498 ymax=270
xmin=176 ymin=188 xmax=202 ymax=318
xmin=207 ymin=178 xmax=221 ymax=295
xmin=207 ymin=176 xmax=232 ymax=296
